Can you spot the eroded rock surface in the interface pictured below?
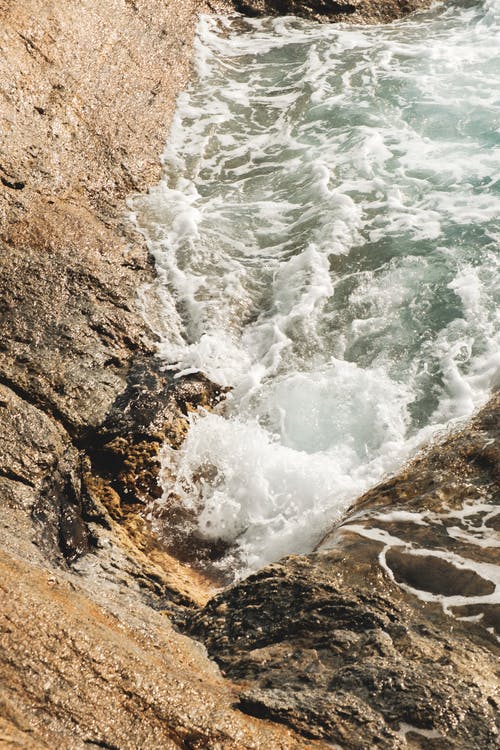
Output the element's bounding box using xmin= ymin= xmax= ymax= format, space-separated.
xmin=0 ymin=0 xmax=236 ymax=573
xmin=0 ymin=1 xmax=321 ymax=747
xmin=1 ymin=549 xmax=327 ymax=750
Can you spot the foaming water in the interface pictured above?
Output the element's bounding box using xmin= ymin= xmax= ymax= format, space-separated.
xmin=131 ymin=0 xmax=500 ymax=579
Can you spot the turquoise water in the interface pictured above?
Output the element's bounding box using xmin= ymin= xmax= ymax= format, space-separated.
xmin=132 ymin=0 xmax=500 ymax=578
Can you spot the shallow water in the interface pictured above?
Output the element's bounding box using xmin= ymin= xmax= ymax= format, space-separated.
xmin=131 ymin=0 xmax=500 ymax=579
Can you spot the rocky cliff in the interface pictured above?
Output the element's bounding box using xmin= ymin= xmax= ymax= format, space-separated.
xmin=1 ymin=0 xmax=498 ymax=748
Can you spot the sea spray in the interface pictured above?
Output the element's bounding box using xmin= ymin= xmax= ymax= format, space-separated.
xmin=131 ymin=0 xmax=500 ymax=579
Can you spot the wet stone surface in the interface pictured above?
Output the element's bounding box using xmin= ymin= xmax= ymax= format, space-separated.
xmin=231 ymin=0 xmax=433 ymax=24
xmin=185 ymin=394 xmax=500 ymax=749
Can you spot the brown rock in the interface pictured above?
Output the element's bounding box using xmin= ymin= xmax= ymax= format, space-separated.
xmin=0 ymin=0 xmax=237 ymax=564
xmin=0 ymin=4 xmax=327 ymax=746
xmin=0 ymin=549 xmax=324 ymax=749
xmin=0 ymin=1 xmax=310 ymax=747
xmin=0 ymin=0 xmax=230 ymax=436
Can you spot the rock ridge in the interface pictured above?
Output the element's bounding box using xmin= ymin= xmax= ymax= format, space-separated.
xmin=231 ymin=0 xmax=433 ymax=24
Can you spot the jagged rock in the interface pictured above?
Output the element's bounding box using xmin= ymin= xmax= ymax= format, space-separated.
xmin=186 ymin=394 xmax=500 ymax=749
xmin=230 ymin=0 xmax=433 ymax=24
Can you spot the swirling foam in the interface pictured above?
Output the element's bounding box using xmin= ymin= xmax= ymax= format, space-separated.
xmin=132 ymin=0 xmax=500 ymax=578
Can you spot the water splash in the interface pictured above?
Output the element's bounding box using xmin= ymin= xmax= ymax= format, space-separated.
xmin=131 ymin=0 xmax=500 ymax=579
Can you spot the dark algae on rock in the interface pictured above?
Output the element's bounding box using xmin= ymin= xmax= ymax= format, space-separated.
xmin=1 ymin=0 xmax=499 ymax=748
xmin=231 ymin=0 xmax=432 ymax=24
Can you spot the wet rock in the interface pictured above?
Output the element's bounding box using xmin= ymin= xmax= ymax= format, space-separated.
xmin=0 ymin=0 xmax=236 ymax=573
xmin=33 ymin=450 xmax=92 ymax=564
xmin=231 ymin=0 xmax=433 ymax=25
xmin=188 ymin=553 xmax=499 ymax=748
xmin=1 ymin=1 xmax=316 ymax=747
xmin=75 ymin=355 xmax=231 ymax=606
xmin=0 ymin=383 xmax=68 ymax=493
xmin=186 ymin=394 xmax=500 ymax=749
xmin=0 ymin=550 xmax=319 ymax=750
xmin=385 ymin=547 xmax=495 ymax=598
xmin=86 ymin=354 xmax=225 ymax=506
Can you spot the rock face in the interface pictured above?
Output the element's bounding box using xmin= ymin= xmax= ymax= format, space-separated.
xmin=0 ymin=0 xmax=243 ymax=595
xmin=1 ymin=548 xmax=323 ymax=750
xmin=187 ymin=394 xmax=500 ymax=749
xmin=230 ymin=0 xmax=432 ymax=24
xmin=1 ymin=0 xmax=499 ymax=748
xmin=0 ymin=1 xmax=313 ymax=747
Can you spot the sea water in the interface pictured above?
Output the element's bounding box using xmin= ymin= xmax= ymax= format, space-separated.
xmin=131 ymin=0 xmax=500 ymax=579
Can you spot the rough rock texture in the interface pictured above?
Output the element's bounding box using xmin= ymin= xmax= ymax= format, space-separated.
xmin=0 ymin=0 xmax=238 ymax=438
xmin=230 ymin=0 xmax=433 ymax=24
xmin=1 ymin=550 xmax=329 ymax=750
xmin=187 ymin=394 xmax=500 ymax=749
xmin=0 ymin=0 xmax=240 ymax=591
xmin=1 ymin=0 xmax=499 ymax=748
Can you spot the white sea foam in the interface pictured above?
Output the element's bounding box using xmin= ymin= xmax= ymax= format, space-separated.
xmin=341 ymin=522 xmax=500 ymax=624
xmin=132 ymin=0 xmax=500 ymax=579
